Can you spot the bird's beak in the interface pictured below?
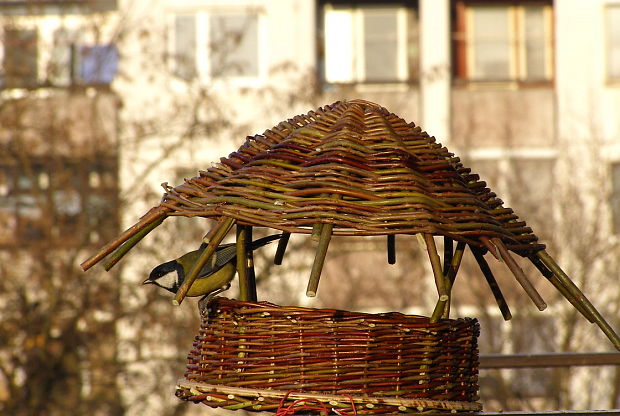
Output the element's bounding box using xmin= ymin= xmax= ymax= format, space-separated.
xmin=142 ymin=278 xmax=154 ymax=285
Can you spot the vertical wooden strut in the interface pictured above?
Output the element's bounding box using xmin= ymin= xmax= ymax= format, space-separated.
xmin=536 ymin=250 xmax=620 ymax=351
xmin=306 ymin=223 xmax=333 ymax=297
xmin=274 ymin=232 xmax=291 ymax=265
xmin=425 ymin=234 xmax=449 ymax=323
xmin=471 ymin=247 xmax=512 ymax=321
xmin=236 ymin=226 xmax=250 ymax=301
xmin=442 ymin=236 xmax=454 ymax=277
xmin=245 ymin=226 xmax=258 ymax=301
xmin=173 ymin=217 xmax=236 ymax=305
xmin=492 ymin=238 xmax=547 ymax=311
xmin=442 ymin=241 xmax=466 ymax=319
xmin=387 ymin=234 xmax=396 ymax=265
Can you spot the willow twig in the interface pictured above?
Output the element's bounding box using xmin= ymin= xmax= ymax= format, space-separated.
xmin=103 ymin=216 xmax=165 ymax=271
xmin=274 ymin=232 xmax=291 ymax=265
xmin=471 ymin=247 xmax=512 ymax=321
xmin=529 ymin=254 xmax=595 ymax=323
xmin=81 ymin=206 xmax=168 ymax=271
xmin=442 ymin=241 xmax=466 ymax=319
xmin=425 ymin=234 xmax=449 ymax=323
xmin=442 ymin=236 xmax=454 ymax=277
xmin=479 ymin=236 xmax=500 ymax=260
xmin=306 ymin=223 xmax=333 ymax=297
xmin=236 ymin=226 xmax=250 ymax=301
xmin=536 ymin=250 xmax=620 ymax=350
xmin=493 ymin=238 xmax=546 ymax=311
xmin=173 ymin=217 xmax=236 ymax=305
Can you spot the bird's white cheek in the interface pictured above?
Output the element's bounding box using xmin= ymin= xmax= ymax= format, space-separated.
xmin=158 ymin=273 xmax=179 ymax=290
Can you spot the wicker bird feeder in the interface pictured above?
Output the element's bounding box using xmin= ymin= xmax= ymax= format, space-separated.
xmin=82 ymin=99 xmax=620 ymax=414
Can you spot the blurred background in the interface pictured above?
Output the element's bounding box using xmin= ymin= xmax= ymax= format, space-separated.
xmin=0 ymin=0 xmax=619 ymax=415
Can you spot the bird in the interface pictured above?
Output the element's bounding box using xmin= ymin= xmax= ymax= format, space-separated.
xmin=144 ymin=233 xmax=282 ymax=299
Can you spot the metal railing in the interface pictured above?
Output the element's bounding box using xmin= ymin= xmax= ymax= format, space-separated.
xmin=479 ymin=351 xmax=620 ymax=369
xmin=471 ymin=352 xmax=620 ymax=416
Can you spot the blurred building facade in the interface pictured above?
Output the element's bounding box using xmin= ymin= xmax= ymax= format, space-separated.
xmin=1 ymin=0 xmax=619 ymax=414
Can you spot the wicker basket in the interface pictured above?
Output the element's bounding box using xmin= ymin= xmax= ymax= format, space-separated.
xmin=176 ymin=297 xmax=481 ymax=414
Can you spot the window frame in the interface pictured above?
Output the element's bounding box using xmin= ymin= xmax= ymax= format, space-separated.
xmin=453 ymin=0 xmax=554 ymax=87
xmin=605 ymin=4 xmax=620 ymax=83
xmin=610 ymin=161 xmax=620 ymax=235
xmin=168 ymin=7 xmax=266 ymax=87
xmin=322 ymin=2 xmax=417 ymax=85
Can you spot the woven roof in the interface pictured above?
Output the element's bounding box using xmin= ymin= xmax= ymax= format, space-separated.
xmin=81 ymin=99 xmax=620 ymax=350
xmin=162 ymin=99 xmax=542 ymax=255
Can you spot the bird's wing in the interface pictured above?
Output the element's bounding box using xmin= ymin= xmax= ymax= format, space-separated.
xmin=197 ymin=234 xmax=282 ymax=278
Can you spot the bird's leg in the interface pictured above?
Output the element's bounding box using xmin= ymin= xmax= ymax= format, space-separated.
xmin=198 ymin=284 xmax=231 ymax=319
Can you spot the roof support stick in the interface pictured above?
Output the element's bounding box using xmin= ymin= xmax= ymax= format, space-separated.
xmin=492 ymin=238 xmax=547 ymax=311
xmin=236 ymin=225 xmax=251 ymax=301
xmin=536 ymin=250 xmax=620 ymax=350
xmin=471 ymin=246 xmax=512 ymax=321
xmin=529 ymin=253 xmax=595 ymax=323
xmin=173 ymin=217 xmax=236 ymax=305
xmin=274 ymin=232 xmax=291 ymax=265
xmin=306 ymin=223 xmax=333 ymax=297
xmin=387 ymin=234 xmax=396 ymax=265
xmin=103 ymin=215 xmax=165 ymax=271
xmin=442 ymin=241 xmax=467 ymax=319
xmin=425 ymin=234 xmax=449 ymax=323
xmin=81 ymin=206 xmax=168 ymax=271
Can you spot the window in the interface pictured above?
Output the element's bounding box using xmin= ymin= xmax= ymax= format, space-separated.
xmin=1 ymin=27 xmax=37 ymax=87
xmin=73 ymin=44 xmax=119 ymax=84
xmin=1 ymin=25 xmax=118 ymax=88
xmin=210 ymin=13 xmax=259 ymax=78
xmin=607 ymin=5 xmax=620 ymax=80
xmin=172 ymin=10 xmax=261 ymax=82
xmin=0 ymin=157 xmax=118 ymax=247
xmin=322 ymin=2 xmax=418 ymax=84
xmin=611 ymin=163 xmax=620 ymax=234
xmin=454 ymin=1 xmax=553 ymax=83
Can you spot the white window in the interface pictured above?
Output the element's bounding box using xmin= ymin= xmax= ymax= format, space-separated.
xmin=607 ymin=5 xmax=620 ymax=80
xmin=460 ymin=3 xmax=553 ymax=82
xmin=323 ymin=5 xmax=414 ymax=84
xmin=171 ymin=10 xmax=261 ymax=83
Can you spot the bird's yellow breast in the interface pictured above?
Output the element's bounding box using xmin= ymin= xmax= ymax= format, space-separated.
xmin=185 ymin=262 xmax=236 ymax=297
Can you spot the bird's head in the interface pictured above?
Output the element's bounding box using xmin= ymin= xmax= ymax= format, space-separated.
xmin=143 ymin=260 xmax=182 ymax=294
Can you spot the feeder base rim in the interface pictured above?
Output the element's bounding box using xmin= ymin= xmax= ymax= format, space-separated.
xmin=176 ymin=379 xmax=482 ymax=412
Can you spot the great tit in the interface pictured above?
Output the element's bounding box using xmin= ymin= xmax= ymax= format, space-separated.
xmin=143 ymin=233 xmax=282 ymax=299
